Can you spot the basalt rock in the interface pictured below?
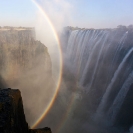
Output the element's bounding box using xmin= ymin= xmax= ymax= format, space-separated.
xmin=0 ymin=88 xmax=52 ymax=133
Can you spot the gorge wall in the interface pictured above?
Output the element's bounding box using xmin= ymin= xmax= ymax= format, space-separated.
xmin=60 ymin=25 xmax=133 ymax=133
xmin=0 ymin=27 xmax=54 ymax=126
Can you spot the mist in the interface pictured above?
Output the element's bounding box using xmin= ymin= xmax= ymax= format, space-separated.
xmin=0 ymin=0 xmax=133 ymax=133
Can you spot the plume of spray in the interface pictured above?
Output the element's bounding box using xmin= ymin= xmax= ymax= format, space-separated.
xmin=34 ymin=0 xmax=75 ymax=89
xmin=32 ymin=1 xmax=88 ymax=132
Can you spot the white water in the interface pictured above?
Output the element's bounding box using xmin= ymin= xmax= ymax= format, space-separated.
xmin=80 ymin=30 xmax=106 ymax=85
xmin=108 ymin=70 xmax=133 ymax=123
xmin=87 ymin=31 xmax=110 ymax=92
xmin=62 ymin=27 xmax=133 ymax=129
xmin=96 ymin=47 xmax=133 ymax=117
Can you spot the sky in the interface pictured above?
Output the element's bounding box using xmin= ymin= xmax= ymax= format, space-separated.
xmin=0 ymin=0 xmax=36 ymax=26
xmin=0 ymin=0 xmax=133 ymax=29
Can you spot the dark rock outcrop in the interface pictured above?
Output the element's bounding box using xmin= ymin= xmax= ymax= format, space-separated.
xmin=30 ymin=127 xmax=52 ymax=133
xmin=0 ymin=88 xmax=52 ymax=133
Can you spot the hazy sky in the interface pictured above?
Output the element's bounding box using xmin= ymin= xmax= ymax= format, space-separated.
xmin=0 ymin=0 xmax=133 ymax=28
xmin=0 ymin=0 xmax=36 ymax=26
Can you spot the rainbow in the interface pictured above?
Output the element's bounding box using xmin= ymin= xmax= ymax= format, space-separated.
xmin=54 ymin=90 xmax=78 ymax=133
xmin=30 ymin=1 xmax=80 ymax=132
xmin=31 ymin=0 xmax=63 ymax=129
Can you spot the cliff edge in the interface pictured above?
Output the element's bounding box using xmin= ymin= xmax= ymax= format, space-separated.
xmin=0 ymin=88 xmax=52 ymax=133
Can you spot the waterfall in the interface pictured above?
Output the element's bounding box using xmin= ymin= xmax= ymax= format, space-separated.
xmin=80 ymin=30 xmax=107 ymax=87
xmin=61 ymin=26 xmax=133 ymax=129
xmin=96 ymin=47 xmax=133 ymax=116
xmin=86 ymin=31 xmax=110 ymax=92
xmin=108 ymin=70 xmax=133 ymax=123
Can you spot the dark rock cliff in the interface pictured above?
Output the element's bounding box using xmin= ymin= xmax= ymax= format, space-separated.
xmin=0 ymin=88 xmax=52 ymax=133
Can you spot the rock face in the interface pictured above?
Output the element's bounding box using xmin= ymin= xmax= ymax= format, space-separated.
xmin=0 ymin=27 xmax=54 ymax=126
xmin=0 ymin=27 xmax=51 ymax=85
xmin=0 ymin=88 xmax=52 ymax=133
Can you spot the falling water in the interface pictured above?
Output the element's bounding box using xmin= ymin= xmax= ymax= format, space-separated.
xmin=96 ymin=47 xmax=133 ymax=116
xmin=108 ymin=70 xmax=133 ymax=123
xmin=61 ymin=26 xmax=133 ymax=130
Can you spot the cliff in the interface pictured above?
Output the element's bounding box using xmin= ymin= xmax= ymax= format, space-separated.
xmin=0 ymin=88 xmax=52 ymax=133
xmin=0 ymin=27 xmax=54 ymax=126
xmin=0 ymin=27 xmax=51 ymax=82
